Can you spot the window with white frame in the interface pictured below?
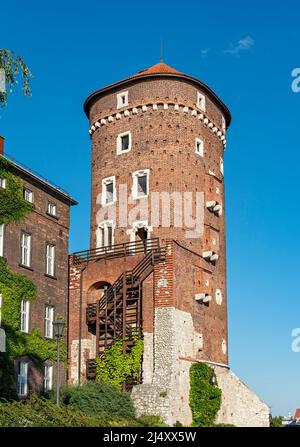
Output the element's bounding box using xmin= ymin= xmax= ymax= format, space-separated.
xmin=0 ymin=224 xmax=4 ymax=257
xmin=195 ymin=138 xmax=204 ymax=157
xmin=117 ymin=91 xmax=128 ymax=109
xmin=44 ymin=365 xmax=53 ymax=393
xmin=132 ymin=169 xmax=149 ymax=199
xmin=46 ymin=243 xmax=55 ymax=277
xmin=47 ymin=202 xmax=56 ymax=216
xmin=102 ymin=176 xmax=116 ymax=206
xmin=197 ymin=92 xmax=206 ymax=111
xmin=44 ymin=305 xmax=54 ymax=338
xmin=222 ymin=116 xmax=226 ymax=131
xmin=220 ymin=157 xmax=224 ymax=175
xmin=20 ymin=299 xmax=30 ymax=333
xmin=0 ymin=177 xmax=6 ymax=189
xmin=116 ymin=131 xmax=131 ymax=155
xmin=97 ymin=222 xmax=114 ymax=249
xmin=24 ymin=188 xmax=33 ymax=203
xmin=0 ymin=293 xmax=2 ymax=327
xmin=21 ymin=232 xmax=31 ymax=267
xmin=17 ymin=361 xmax=28 ymax=396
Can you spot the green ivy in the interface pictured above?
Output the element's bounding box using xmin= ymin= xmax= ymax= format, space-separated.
xmin=189 ymin=362 xmax=222 ymax=427
xmin=95 ymin=337 xmax=144 ymax=389
xmin=0 ymin=158 xmax=33 ymax=225
xmin=0 ymin=258 xmax=65 ymax=399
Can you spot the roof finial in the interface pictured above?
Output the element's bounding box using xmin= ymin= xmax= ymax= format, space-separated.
xmin=160 ymin=38 xmax=164 ymax=63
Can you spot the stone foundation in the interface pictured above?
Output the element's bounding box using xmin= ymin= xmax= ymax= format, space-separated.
xmin=132 ymin=306 xmax=269 ymax=427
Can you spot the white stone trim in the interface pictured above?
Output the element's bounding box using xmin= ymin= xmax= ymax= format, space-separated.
xmin=117 ymin=91 xmax=129 ymax=109
xmin=131 ymin=168 xmax=150 ymax=199
xmin=197 ymin=91 xmax=206 ymax=111
xmin=195 ymin=137 xmax=204 ymax=157
xmin=116 ymin=130 xmax=132 ymax=155
xmin=96 ymin=220 xmax=115 ymax=249
xmin=89 ymin=102 xmax=227 ymax=146
xmin=101 ymin=175 xmax=116 ymax=206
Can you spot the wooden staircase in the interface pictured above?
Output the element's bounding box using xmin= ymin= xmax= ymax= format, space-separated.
xmin=86 ymin=243 xmax=165 ymax=379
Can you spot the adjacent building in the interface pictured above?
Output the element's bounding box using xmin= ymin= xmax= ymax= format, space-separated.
xmin=0 ymin=136 xmax=77 ymax=397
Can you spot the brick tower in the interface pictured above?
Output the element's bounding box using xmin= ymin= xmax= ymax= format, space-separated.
xmin=68 ymin=62 xmax=269 ymax=426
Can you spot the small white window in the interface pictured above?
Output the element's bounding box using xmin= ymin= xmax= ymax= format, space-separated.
xmin=45 ymin=305 xmax=54 ymax=338
xmin=197 ymin=92 xmax=206 ymax=111
xmin=132 ymin=169 xmax=149 ymax=199
xmin=46 ymin=243 xmax=55 ymax=277
xmin=47 ymin=202 xmax=56 ymax=216
xmin=24 ymin=188 xmax=33 ymax=203
xmin=21 ymin=233 xmax=31 ymax=267
xmin=195 ymin=138 xmax=204 ymax=157
xmin=44 ymin=365 xmax=53 ymax=393
xmin=17 ymin=361 xmax=28 ymax=396
xmin=20 ymin=299 xmax=30 ymax=333
xmin=0 ymin=224 xmax=4 ymax=257
xmin=117 ymin=131 xmax=131 ymax=155
xmin=117 ymin=91 xmax=129 ymax=109
xmin=102 ymin=176 xmax=116 ymax=206
xmin=220 ymin=157 xmax=224 ymax=175
xmin=0 ymin=177 xmax=6 ymax=189
xmin=97 ymin=222 xmax=114 ymax=249
xmin=222 ymin=116 xmax=226 ymax=131
xmin=0 ymin=293 xmax=2 ymax=327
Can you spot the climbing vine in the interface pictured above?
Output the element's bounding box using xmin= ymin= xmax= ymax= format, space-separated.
xmin=0 ymin=258 xmax=66 ymax=399
xmin=189 ymin=362 xmax=222 ymax=427
xmin=0 ymin=158 xmax=33 ymax=225
xmin=95 ymin=336 xmax=144 ymax=389
xmin=0 ymin=49 xmax=32 ymax=106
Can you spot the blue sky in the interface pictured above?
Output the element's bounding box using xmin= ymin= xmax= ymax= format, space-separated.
xmin=1 ymin=0 xmax=300 ymax=416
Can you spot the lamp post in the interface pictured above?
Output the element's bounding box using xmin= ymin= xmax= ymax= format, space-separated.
xmin=53 ymin=320 xmax=65 ymax=406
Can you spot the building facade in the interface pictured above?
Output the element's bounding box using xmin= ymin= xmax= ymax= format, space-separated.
xmin=0 ymin=136 xmax=77 ymax=397
xmin=68 ymin=62 xmax=269 ymax=426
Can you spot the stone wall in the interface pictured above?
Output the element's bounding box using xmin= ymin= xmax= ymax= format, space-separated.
xmin=214 ymin=366 xmax=270 ymax=427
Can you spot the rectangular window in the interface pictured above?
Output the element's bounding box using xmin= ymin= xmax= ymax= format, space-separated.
xmin=24 ymin=188 xmax=33 ymax=203
xmin=44 ymin=365 xmax=53 ymax=393
xmin=0 ymin=224 xmax=4 ymax=257
xmin=97 ymin=222 xmax=114 ymax=249
xmin=117 ymin=131 xmax=131 ymax=155
xmin=117 ymin=91 xmax=128 ymax=109
xmin=21 ymin=232 xmax=31 ymax=267
xmin=0 ymin=293 xmax=2 ymax=327
xmin=46 ymin=243 xmax=55 ymax=277
xmin=0 ymin=177 xmax=6 ymax=189
xmin=195 ymin=138 xmax=204 ymax=157
xmin=132 ymin=170 xmax=149 ymax=199
xmin=17 ymin=361 xmax=28 ymax=396
xmin=222 ymin=116 xmax=226 ymax=131
xmin=44 ymin=305 xmax=54 ymax=338
xmin=102 ymin=177 xmax=116 ymax=206
xmin=47 ymin=202 xmax=56 ymax=216
xmin=197 ymin=92 xmax=206 ymax=111
xmin=220 ymin=157 xmax=224 ymax=175
xmin=20 ymin=299 xmax=30 ymax=333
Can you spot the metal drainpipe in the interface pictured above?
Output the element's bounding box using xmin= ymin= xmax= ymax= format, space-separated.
xmin=78 ymin=264 xmax=87 ymax=385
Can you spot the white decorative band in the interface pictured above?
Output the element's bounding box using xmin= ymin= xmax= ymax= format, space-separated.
xmin=89 ymin=103 xmax=227 ymax=147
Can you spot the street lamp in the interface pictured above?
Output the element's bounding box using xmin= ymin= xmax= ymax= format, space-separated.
xmin=53 ymin=319 xmax=65 ymax=406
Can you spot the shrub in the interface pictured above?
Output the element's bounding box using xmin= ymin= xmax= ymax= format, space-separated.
xmin=58 ymin=381 xmax=136 ymax=419
xmin=136 ymin=415 xmax=168 ymax=427
xmin=189 ymin=362 xmax=222 ymax=427
xmin=0 ymin=395 xmax=136 ymax=427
